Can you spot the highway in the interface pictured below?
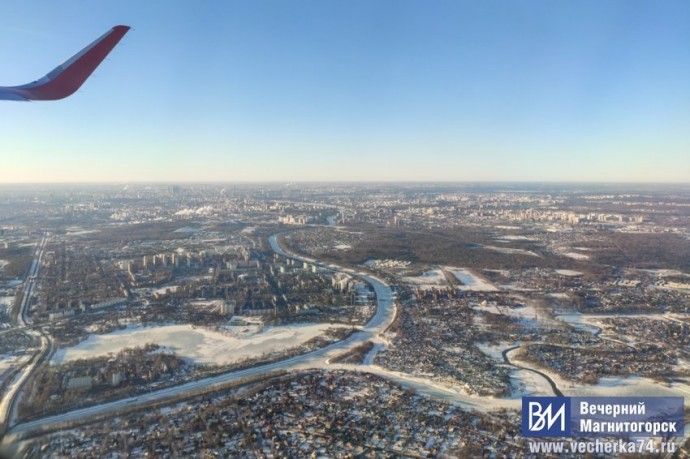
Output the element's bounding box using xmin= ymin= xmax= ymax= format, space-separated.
xmin=0 ymin=235 xmax=50 ymax=431
xmin=17 ymin=235 xmax=47 ymax=328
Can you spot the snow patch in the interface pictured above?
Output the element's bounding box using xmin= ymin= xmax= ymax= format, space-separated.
xmin=563 ymin=252 xmax=589 ymax=260
xmin=403 ymin=269 xmax=448 ymax=290
xmin=447 ymin=267 xmax=498 ymax=292
xmin=483 ymin=245 xmax=540 ymax=257
xmin=52 ymin=323 xmax=342 ymax=366
xmin=555 ymin=269 xmax=583 ymax=276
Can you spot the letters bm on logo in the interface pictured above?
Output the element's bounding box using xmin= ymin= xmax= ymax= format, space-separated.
xmin=522 ymin=397 xmax=571 ymax=437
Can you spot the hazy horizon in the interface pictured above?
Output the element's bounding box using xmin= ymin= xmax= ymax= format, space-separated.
xmin=1 ymin=180 xmax=689 ymax=188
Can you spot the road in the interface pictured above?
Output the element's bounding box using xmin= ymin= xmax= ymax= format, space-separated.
xmin=17 ymin=235 xmax=48 ymax=328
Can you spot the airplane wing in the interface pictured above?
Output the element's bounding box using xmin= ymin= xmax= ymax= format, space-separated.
xmin=0 ymin=25 xmax=130 ymax=101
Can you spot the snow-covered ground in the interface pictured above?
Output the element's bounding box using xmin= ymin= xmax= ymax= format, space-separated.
xmin=403 ymin=269 xmax=448 ymax=290
xmin=569 ymin=376 xmax=690 ymax=398
xmin=547 ymin=292 xmax=569 ymax=299
xmin=345 ymin=364 xmax=521 ymax=411
xmin=563 ymin=252 xmax=589 ymax=260
xmin=475 ymin=341 xmax=511 ymax=361
xmin=0 ymin=354 xmax=29 ymax=377
xmin=558 ymin=311 xmax=686 ymax=336
xmin=554 ymin=269 xmax=582 ymax=276
xmin=0 ymin=296 xmax=15 ymax=313
xmin=500 ymin=283 xmax=536 ymax=292
xmin=508 ymin=369 xmax=555 ymax=398
xmin=52 ymin=323 xmax=343 ymax=366
xmin=641 ymin=269 xmax=690 ymax=278
xmin=483 ymin=245 xmax=540 ymax=257
xmin=555 ymin=313 xmax=602 ymax=335
xmin=474 ymin=302 xmax=541 ymax=327
xmin=446 ymin=267 xmax=498 ymax=292
xmin=65 ymin=230 xmax=100 ymax=236
xmin=496 ymin=235 xmax=536 ymax=241
xmin=173 ymin=226 xmax=201 ymax=233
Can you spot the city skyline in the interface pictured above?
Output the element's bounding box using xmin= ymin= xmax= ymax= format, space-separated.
xmin=2 ymin=1 xmax=689 ymax=183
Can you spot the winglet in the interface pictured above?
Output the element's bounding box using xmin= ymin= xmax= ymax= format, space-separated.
xmin=0 ymin=25 xmax=130 ymax=101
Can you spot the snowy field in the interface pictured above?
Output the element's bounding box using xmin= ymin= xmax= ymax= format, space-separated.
xmin=496 ymin=235 xmax=536 ymax=241
xmin=508 ymin=369 xmax=555 ymax=398
xmin=475 ymin=341 xmax=511 ymax=361
xmin=554 ymin=269 xmax=582 ymax=276
xmin=556 ymin=313 xmax=602 ymax=335
xmin=403 ymin=269 xmax=448 ymax=290
xmin=563 ymin=252 xmax=589 ymax=260
xmin=500 ymin=283 xmax=536 ymax=292
xmin=65 ymin=229 xmax=100 ymax=236
xmin=447 ymin=267 xmax=498 ymax=292
xmin=568 ymin=376 xmax=690 ymax=398
xmin=483 ymin=245 xmax=540 ymax=257
xmin=641 ymin=269 xmax=690 ymax=278
xmin=547 ymin=292 xmax=570 ymax=299
xmin=474 ymin=302 xmax=541 ymax=327
xmin=52 ymin=323 xmax=342 ymax=366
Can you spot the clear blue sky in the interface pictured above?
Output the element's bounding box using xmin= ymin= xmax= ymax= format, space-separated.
xmin=1 ymin=0 xmax=689 ymax=183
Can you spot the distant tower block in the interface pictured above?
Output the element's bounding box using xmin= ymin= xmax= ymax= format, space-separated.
xmin=219 ymin=301 xmax=236 ymax=315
